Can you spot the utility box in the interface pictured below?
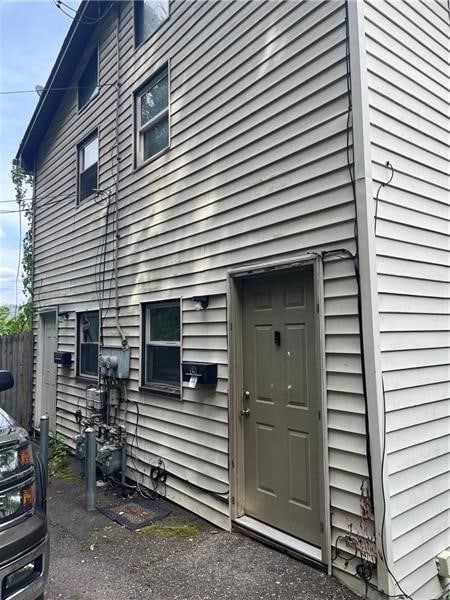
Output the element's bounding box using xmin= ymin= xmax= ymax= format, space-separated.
xmin=182 ymin=362 xmax=218 ymax=388
xmin=99 ymin=346 xmax=130 ymax=379
xmin=436 ymin=550 xmax=450 ymax=578
xmin=86 ymin=386 xmax=103 ymax=411
xmin=97 ymin=444 xmax=122 ymax=477
xmin=54 ymin=351 xmax=72 ymax=366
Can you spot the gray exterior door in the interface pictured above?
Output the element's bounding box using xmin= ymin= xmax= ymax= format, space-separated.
xmin=41 ymin=312 xmax=57 ymax=433
xmin=242 ymin=269 xmax=322 ymax=547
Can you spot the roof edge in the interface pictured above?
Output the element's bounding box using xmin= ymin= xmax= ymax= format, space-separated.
xmin=15 ymin=1 xmax=112 ymax=171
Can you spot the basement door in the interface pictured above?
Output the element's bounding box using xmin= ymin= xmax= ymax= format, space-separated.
xmin=40 ymin=312 xmax=57 ymax=433
xmin=241 ymin=269 xmax=322 ymax=547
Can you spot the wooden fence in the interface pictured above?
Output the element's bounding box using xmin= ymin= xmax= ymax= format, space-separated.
xmin=0 ymin=332 xmax=33 ymax=429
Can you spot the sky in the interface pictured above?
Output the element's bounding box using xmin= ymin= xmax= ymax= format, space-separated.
xmin=0 ymin=0 xmax=80 ymax=307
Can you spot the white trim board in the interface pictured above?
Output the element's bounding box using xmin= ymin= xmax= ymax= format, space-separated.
xmin=234 ymin=516 xmax=322 ymax=563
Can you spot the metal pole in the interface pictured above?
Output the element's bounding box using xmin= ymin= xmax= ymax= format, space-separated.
xmin=120 ymin=440 xmax=127 ymax=488
xmin=85 ymin=427 xmax=96 ymax=511
xmin=40 ymin=415 xmax=49 ymax=491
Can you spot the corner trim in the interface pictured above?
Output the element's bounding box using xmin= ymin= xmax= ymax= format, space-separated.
xmin=347 ymin=1 xmax=393 ymax=595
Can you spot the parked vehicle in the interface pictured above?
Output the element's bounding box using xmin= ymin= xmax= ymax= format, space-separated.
xmin=0 ymin=371 xmax=48 ymax=600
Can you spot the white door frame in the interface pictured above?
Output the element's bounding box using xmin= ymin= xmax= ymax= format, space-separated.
xmin=227 ymin=254 xmax=331 ymax=569
xmin=35 ymin=307 xmax=58 ymax=429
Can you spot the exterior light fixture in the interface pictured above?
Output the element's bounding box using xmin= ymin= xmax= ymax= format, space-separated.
xmin=193 ymin=296 xmax=209 ymax=310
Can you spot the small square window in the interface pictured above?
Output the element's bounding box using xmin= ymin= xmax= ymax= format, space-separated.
xmin=135 ymin=0 xmax=169 ymax=46
xmin=136 ymin=68 xmax=169 ymax=165
xmin=77 ymin=311 xmax=99 ymax=379
xmin=142 ymin=300 xmax=180 ymax=395
xmin=78 ymin=133 xmax=98 ymax=203
xmin=78 ymin=49 xmax=98 ymax=109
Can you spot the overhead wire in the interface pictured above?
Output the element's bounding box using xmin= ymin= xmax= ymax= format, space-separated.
xmin=52 ymin=0 xmax=115 ymax=26
xmin=0 ymin=188 xmax=112 ymax=207
xmin=0 ymin=83 xmax=116 ymax=95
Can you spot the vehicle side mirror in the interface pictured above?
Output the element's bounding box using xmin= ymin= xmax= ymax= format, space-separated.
xmin=0 ymin=370 xmax=14 ymax=392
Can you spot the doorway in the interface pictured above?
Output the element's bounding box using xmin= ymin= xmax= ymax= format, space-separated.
xmin=38 ymin=311 xmax=57 ymax=433
xmin=237 ymin=267 xmax=323 ymax=551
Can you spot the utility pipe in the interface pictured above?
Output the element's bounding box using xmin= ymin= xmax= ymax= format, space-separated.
xmin=85 ymin=427 xmax=96 ymax=511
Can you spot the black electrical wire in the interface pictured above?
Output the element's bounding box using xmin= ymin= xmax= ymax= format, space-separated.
xmin=0 ymin=83 xmax=117 ymax=95
xmin=125 ymin=396 xmax=228 ymax=500
xmin=0 ymin=189 xmax=111 ymax=209
xmin=374 ymin=161 xmax=394 ymax=235
xmin=52 ymin=0 xmax=114 ymax=26
xmin=331 ymin=535 xmax=359 ymax=563
xmin=343 ymin=0 xmax=375 ymax=516
xmin=164 ymin=468 xmax=229 ymax=500
xmin=127 ymin=400 xmax=143 ymax=481
xmin=343 ymin=3 xmax=423 ymax=599
xmin=94 ymin=191 xmax=112 ymax=346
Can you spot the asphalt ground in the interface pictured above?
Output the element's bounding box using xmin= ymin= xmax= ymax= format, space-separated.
xmin=45 ymin=468 xmax=359 ymax=600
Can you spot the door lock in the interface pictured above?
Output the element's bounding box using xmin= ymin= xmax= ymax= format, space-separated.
xmin=240 ymin=408 xmax=250 ymax=417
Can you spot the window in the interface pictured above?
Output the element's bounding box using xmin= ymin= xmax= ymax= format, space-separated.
xmin=78 ymin=49 xmax=98 ymax=109
xmin=77 ymin=311 xmax=99 ymax=379
xmin=135 ymin=0 xmax=169 ymax=46
xmin=78 ymin=133 xmax=98 ymax=203
xmin=142 ymin=301 xmax=180 ymax=395
xmin=136 ymin=67 xmax=169 ymax=165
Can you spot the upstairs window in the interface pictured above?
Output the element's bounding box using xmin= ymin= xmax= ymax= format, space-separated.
xmin=78 ymin=133 xmax=98 ymax=203
xmin=135 ymin=0 xmax=169 ymax=46
xmin=142 ymin=300 xmax=180 ymax=396
xmin=78 ymin=49 xmax=98 ymax=109
xmin=136 ymin=67 xmax=169 ymax=165
xmin=77 ymin=311 xmax=99 ymax=379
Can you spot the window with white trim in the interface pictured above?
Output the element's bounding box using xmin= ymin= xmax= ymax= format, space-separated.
xmin=142 ymin=300 xmax=180 ymax=395
xmin=78 ymin=133 xmax=98 ymax=203
xmin=135 ymin=0 xmax=169 ymax=46
xmin=136 ymin=67 xmax=169 ymax=165
xmin=77 ymin=311 xmax=99 ymax=379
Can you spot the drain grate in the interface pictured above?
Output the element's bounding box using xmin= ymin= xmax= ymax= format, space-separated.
xmin=98 ymin=497 xmax=171 ymax=530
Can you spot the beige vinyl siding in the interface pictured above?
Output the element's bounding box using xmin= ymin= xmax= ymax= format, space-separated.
xmin=31 ymin=0 xmax=373 ymax=545
xmin=364 ymin=0 xmax=450 ymax=597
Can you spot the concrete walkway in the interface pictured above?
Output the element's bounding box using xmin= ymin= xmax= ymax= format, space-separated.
xmin=45 ymin=472 xmax=359 ymax=600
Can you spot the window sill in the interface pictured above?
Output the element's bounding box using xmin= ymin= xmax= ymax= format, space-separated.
xmin=139 ymin=384 xmax=180 ymax=399
xmin=75 ymin=375 xmax=98 ymax=384
xmin=133 ymin=145 xmax=170 ymax=175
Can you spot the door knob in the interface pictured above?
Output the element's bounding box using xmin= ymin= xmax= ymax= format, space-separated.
xmin=240 ymin=408 xmax=250 ymax=417
xmin=243 ymin=390 xmax=250 ymax=400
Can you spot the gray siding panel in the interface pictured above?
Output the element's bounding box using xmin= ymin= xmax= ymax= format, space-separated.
xmin=364 ymin=0 xmax=450 ymax=596
xmin=32 ymin=0 xmax=371 ymax=553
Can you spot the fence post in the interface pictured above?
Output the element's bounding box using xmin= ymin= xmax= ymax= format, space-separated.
xmin=40 ymin=414 xmax=49 ymax=490
xmin=85 ymin=428 xmax=96 ymax=511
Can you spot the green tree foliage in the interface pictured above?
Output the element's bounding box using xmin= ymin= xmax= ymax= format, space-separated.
xmin=0 ymin=305 xmax=31 ymax=334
